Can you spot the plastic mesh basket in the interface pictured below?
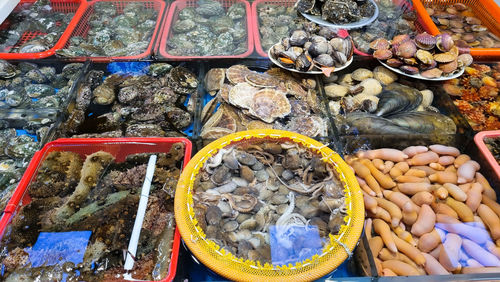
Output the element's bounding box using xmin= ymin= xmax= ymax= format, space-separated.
xmin=0 ymin=0 xmax=87 ymax=59
xmin=412 ymin=0 xmax=500 ymax=60
xmin=58 ymin=0 xmax=165 ymax=62
xmin=157 ymin=0 xmax=254 ymax=60
xmin=0 ymin=137 xmax=192 ymax=282
xmin=174 ymin=129 xmax=364 ymax=281
xmin=251 ymin=0 xmax=296 ymax=57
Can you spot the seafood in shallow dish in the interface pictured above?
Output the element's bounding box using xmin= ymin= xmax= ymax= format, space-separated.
xmin=269 ymin=23 xmax=354 ymax=76
xmin=371 ymin=32 xmax=473 ymax=79
xmin=0 ymin=0 xmax=75 ymax=54
xmin=0 ymin=143 xmax=185 ymax=280
xmin=485 ymin=137 xmax=500 ymax=165
xmin=296 ymin=0 xmax=376 ymax=25
xmin=349 ymin=0 xmax=417 ymax=54
xmin=166 ymin=0 xmax=248 ymax=56
xmin=58 ymin=63 xmax=197 ymax=138
xmin=323 ymin=66 xmax=457 ymax=135
xmin=56 ymin=2 xmax=158 ymax=57
xmin=442 ymin=63 xmax=500 ymax=131
xmin=201 ymin=64 xmax=328 ymax=139
xmin=192 ymin=139 xmax=346 ymax=264
xmin=427 ymin=3 xmax=500 ymax=49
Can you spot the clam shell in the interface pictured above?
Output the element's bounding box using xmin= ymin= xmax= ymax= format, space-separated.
xmin=434 ymin=52 xmax=456 ymax=63
xmin=399 ymin=65 xmax=419 ymax=75
xmin=421 ymin=68 xmax=443 ymax=78
xmin=386 ymin=58 xmax=403 ymax=68
xmin=438 ymin=59 xmax=458 ymax=74
xmin=436 ymin=33 xmax=455 ymax=52
xmin=457 ymin=54 xmax=473 ymax=68
xmin=392 ymin=34 xmax=411 ymax=45
xmin=248 ymin=89 xmax=291 ymax=123
xmin=352 ymin=68 xmax=374 ymax=81
xmin=373 ymin=66 xmax=398 ymax=85
xmin=369 ymin=38 xmax=390 ymax=50
xmin=226 ymin=65 xmax=251 ymax=84
xmin=419 ymin=60 xmax=437 ymax=71
xmin=395 ymin=40 xmax=417 ymax=59
xmin=403 ymin=57 xmax=418 ymax=66
xmin=415 ymin=32 xmax=437 ymax=50
xmin=416 ymin=49 xmax=434 ymax=64
xmin=373 ymin=49 xmax=393 ymax=60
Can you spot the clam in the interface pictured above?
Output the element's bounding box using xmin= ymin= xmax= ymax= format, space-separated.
xmin=295 ymin=53 xmax=313 ymax=72
xmin=332 ymin=51 xmax=347 ymax=66
xmin=314 ymin=53 xmax=335 ymax=67
xmin=416 ymin=49 xmax=434 ymax=64
xmin=373 ymin=49 xmax=393 ymax=60
xmin=308 ymin=40 xmax=329 ymax=57
xmin=421 ymin=68 xmax=443 ymax=79
xmin=352 ymin=68 xmax=374 ymax=81
xmin=415 ymin=32 xmax=436 ymax=50
xmin=436 ymin=33 xmax=454 ymax=52
xmin=369 ymin=38 xmax=390 ymax=50
xmin=466 ymin=17 xmax=482 ymax=25
xmin=392 ymin=34 xmax=411 ymax=45
xmin=439 ymin=59 xmax=458 ymax=74
xmin=472 ymin=25 xmax=488 ymax=32
xmin=318 ymin=27 xmax=337 ymax=40
xmin=419 ymin=60 xmax=437 ymax=71
xmin=434 ymin=52 xmax=456 ymax=63
xmin=399 ymin=65 xmax=419 ymax=75
xmin=290 ymin=30 xmax=308 ymax=46
xmin=386 ymin=58 xmax=403 ymax=68
xmin=457 ymin=54 xmax=473 ymax=68
xmin=395 ymin=40 xmax=417 ymax=58
xmin=403 ymin=57 xmax=418 ymax=66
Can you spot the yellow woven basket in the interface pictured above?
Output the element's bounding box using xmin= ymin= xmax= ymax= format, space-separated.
xmin=174 ymin=129 xmax=364 ymax=281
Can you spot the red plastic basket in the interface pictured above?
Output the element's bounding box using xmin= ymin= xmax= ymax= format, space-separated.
xmin=0 ymin=0 xmax=87 ymax=59
xmin=0 ymin=137 xmax=192 ymax=282
xmin=475 ymin=131 xmax=500 ymax=183
xmin=251 ymin=0 xmax=296 ymax=57
xmin=59 ymin=0 xmax=166 ymax=62
xmin=158 ymin=0 xmax=253 ymax=60
xmin=412 ymin=0 xmax=500 ymax=60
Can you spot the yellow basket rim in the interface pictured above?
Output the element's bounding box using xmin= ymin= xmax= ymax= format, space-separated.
xmin=174 ymin=129 xmax=364 ymax=281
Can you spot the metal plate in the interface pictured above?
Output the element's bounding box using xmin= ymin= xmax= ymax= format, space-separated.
xmin=379 ymin=60 xmax=465 ymax=81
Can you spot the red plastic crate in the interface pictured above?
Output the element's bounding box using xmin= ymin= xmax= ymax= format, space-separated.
xmin=158 ymin=0 xmax=253 ymax=60
xmin=475 ymin=131 xmax=500 ymax=183
xmin=0 ymin=0 xmax=87 ymax=59
xmin=59 ymin=0 xmax=166 ymax=62
xmin=251 ymin=0 xmax=296 ymax=57
xmin=0 ymin=137 xmax=192 ymax=282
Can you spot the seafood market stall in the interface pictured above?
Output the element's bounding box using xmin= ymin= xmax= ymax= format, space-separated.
xmin=1 ymin=0 xmax=500 ymax=280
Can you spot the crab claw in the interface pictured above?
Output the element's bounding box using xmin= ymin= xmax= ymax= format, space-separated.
xmin=321 ymin=66 xmax=335 ymax=77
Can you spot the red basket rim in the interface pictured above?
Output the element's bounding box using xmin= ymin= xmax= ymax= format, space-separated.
xmin=56 ymin=0 xmax=166 ymax=63
xmin=474 ymin=131 xmax=500 ymax=183
xmin=0 ymin=0 xmax=88 ymax=60
xmin=157 ymin=0 xmax=254 ymax=60
xmin=0 ymin=137 xmax=192 ymax=282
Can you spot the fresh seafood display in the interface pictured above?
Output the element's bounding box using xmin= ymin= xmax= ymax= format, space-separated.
xmin=201 ymin=64 xmax=328 ymax=139
xmin=0 ymin=60 xmax=82 ymax=111
xmin=0 ymin=0 xmax=75 ymax=53
xmin=0 ymin=129 xmax=38 ymax=212
xmin=57 ymin=63 xmax=197 ymax=138
xmin=324 ymin=66 xmax=456 ymax=135
xmin=256 ymin=4 xmax=305 ymax=53
xmin=56 ymin=2 xmax=158 ymax=57
xmin=349 ymin=0 xmax=416 ymax=54
xmin=349 ymin=145 xmax=498 ymax=276
xmin=269 ymin=23 xmax=354 ymax=75
xmin=371 ymin=32 xmax=473 ymax=79
xmin=296 ymin=0 xmax=376 ymax=25
xmin=485 ymin=137 xmax=500 ymax=165
xmin=427 ymin=3 xmax=500 ymax=49
xmin=0 ymin=143 xmax=185 ymax=280
xmin=193 ymin=139 xmax=346 ymax=264
xmin=443 ymin=64 xmax=500 ymax=131
xmin=166 ymin=0 xmax=248 ymax=56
